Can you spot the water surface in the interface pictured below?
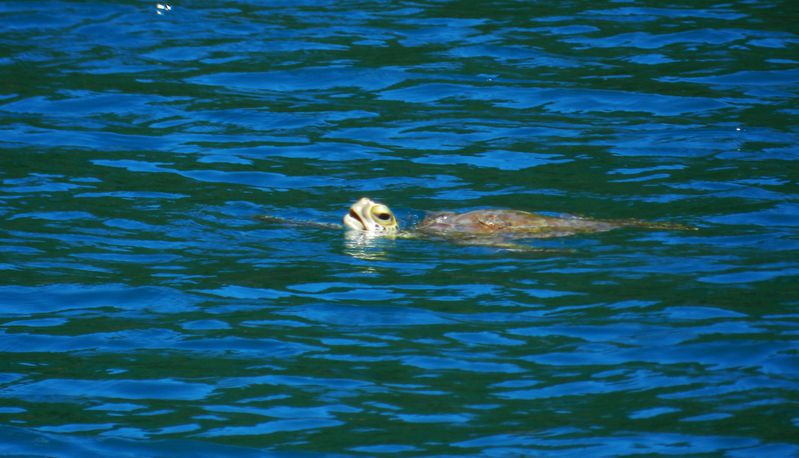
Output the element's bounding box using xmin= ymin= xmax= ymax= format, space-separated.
xmin=1 ymin=0 xmax=798 ymax=456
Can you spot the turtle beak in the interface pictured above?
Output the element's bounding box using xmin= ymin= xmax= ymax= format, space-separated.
xmin=343 ymin=198 xmax=372 ymax=230
xmin=344 ymin=208 xmax=366 ymax=230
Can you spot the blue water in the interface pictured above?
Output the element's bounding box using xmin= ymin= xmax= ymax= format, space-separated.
xmin=1 ymin=0 xmax=798 ymax=456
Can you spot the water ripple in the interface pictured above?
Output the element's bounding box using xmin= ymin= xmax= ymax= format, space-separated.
xmin=1 ymin=0 xmax=797 ymax=455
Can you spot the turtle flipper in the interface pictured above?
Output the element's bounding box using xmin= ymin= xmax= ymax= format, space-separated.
xmin=257 ymin=215 xmax=340 ymax=230
xmin=613 ymin=219 xmax=697 ymax=232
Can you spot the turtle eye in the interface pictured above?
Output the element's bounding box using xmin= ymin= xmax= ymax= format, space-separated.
xmin=370 ymin=205 xmax=395 ymax=226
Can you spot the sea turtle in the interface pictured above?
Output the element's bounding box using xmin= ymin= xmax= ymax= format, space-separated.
xmin=261 ymin=197 xmax=690 ymax=248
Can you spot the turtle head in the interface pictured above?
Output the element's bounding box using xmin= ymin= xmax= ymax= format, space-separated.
xmin=343 ymin=197 xmax=398 ymax=234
